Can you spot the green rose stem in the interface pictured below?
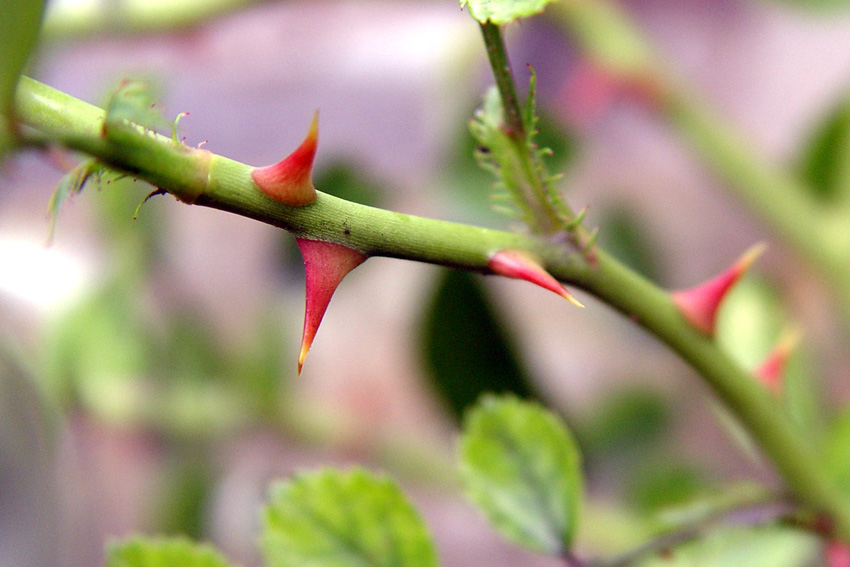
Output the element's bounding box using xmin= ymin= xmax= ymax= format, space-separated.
xmin=14 ymin=76 xmax=850 ymax=540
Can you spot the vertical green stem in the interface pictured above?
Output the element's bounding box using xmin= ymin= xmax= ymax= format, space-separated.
xmin=480 ymin=21 xmax=526 ymax=139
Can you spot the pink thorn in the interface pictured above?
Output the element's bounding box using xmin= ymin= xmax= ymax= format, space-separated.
xmin=756 ymin=329 xmax=800 ymax=395
xmin=252 ymin=112 xmax=319 ymax=206
xmin=672 ymin=243 xmax=766 ymax=336
xmin=296 ymin=238 xmax=368 ymax=374
xmin=827 ymin=541 xmax=850 ymax=567
xmin=488 ymin=249 xmax=584 ymax=307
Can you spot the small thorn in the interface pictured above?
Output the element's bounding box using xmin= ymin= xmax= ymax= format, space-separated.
xmin=488 ymin=248 xmax=584 ymax=307
xmin=296 ymin=238 xmax=368 ymax=373
xmin=252 ymin=112 xmax=319 ymax=207
xmin=756 ymin=328 xmax=801 ymax=394
xmin=133 ymin=188 xmax=168 ymax=219
xmin=672 ymin=242 xmax=767 ymax=335
xmin=826 ymin=541 xmax=850 ymax=567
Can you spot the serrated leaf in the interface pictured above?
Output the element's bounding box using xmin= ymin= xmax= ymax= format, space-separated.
xmin=459 ymin=395 xmax=583 ymax=555
xmin=419 ymin=269 xmax=538 ymax=423
xmin=0 ymin=0 xmax=46 ymax=157
xmin=106 ymin=537 xmax=232 ymax=567
xmin=460 ymin=0 xmax=558 ymax=24
xmin=263 ymin=468 xmax=438 ymax=567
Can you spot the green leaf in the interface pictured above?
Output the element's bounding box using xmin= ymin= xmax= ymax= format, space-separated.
xmin=716 ymin=277 xmax=784 ymax=369
xmin=459 ymin=395 xmax=583 ymax=555
xmin=263 ymin=468 xmax=438 ymax=567
xmin=47 ymin=159 xmax=103 ymax=244
xmin=583 ymin=387 xmax=670 ymax=456
xmin=460 ymin=0 xmax=559 ymax=24
xmin=0 ymin=0 xmax=46 ymax=157
xmin=419 ymin=269 xmax=538 ymax=423
xmin=103 ymin=79 xmax=168 ymax=135
xmin=798 ymin=93 xmax=850 ymax=201
xmin=106 ymin=537 xmax=232 ymax=567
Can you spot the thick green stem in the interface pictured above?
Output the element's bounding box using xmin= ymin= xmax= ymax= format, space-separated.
xmin=14 ymin=76 xmax=850 ymax=540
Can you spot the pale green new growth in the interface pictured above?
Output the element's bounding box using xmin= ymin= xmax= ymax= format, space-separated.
xmin=106 ymin=537 xmax=233 ymax=567
xmin=460 ymin=0 xmax=559 ymax=25
xmin=459 ymin=395 xmax=583 ymax=555
xmin=470 ymin=85 xmax=566 ymax=234
xmin=263 ymin=468 xmax=438 ymax=567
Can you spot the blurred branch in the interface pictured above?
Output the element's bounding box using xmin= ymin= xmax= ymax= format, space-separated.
xmin=591 ymin=488 xmax=802 ymax=566
xmin=41 ymin=0 xmax=274 ymax=41
xmin=549 ymin=0 xmax=850 ymax=320
xmin=13 ymin=75 xmax=850 ymax=542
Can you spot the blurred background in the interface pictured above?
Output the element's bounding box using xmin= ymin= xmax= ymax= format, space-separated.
xmin=4 ymin=0 xmax=850 ymax=565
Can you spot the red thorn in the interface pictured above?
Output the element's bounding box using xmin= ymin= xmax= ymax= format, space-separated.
xmin=296 ymin=238 xmax=368 ymax=373
xmin=826 ymin=541 xmax=850 ymax=567
xmin=488 ymin=248 xmax=584 ymax=307
xmin=672 ymin=243 xmax=766 ymax=336
xmin=252 ymin=112 xmax=319 ymax=206
xmin=756 ymin=329 xmax=800 ymax=395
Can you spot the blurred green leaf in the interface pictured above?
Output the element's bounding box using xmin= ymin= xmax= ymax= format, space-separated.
xmin=459 ymin=395 xmax=583 ymax=555
xmin=153 ymin=448 xmax=214 ymax=538
xmin=314 ymin=161 xmax=384 ymax=207
xmin=583 ymin=387 xmax=670 ymax=456
xmin=627 ymin=464 xmax=706 ymax=514
xmin=798 ymin=93 xmax=850 ymax=201
xmin=106 ymin=537 xmax=231 ymax=567
xmin=263 ymin=468 xmax=437 ymax=567
xmin=419 ymin=269 xmax=538 ymax=422
xmin=823 ymin=407 xmax=850 ymax=497
xmin=635 ymin=525 xmax=818 ymax=567
xmin=716 ymin=277 xmax=784 ymax=369
xmin=40 ymin=278 xmax=154 ymax=421
xmin=597 ymin=206 xmax=662 ymax=282
xmin=0 ymin=0 xmax=46 ymax=157
xmin=460 ymin=0 xmax=558 ymax=24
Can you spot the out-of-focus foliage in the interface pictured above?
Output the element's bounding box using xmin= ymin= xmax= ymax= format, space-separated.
xmin=419 ymin=269 xmax=538 ymax=422
xmin=263 ymin=468 xmax=438 ymax=567
xmin=717 ymin=277 xmax=823 ymax=436
xmin=459 ymin=395 xmax=583 ymax=555
xmin=0 ymin=0 xmax=45 ymax=158
xmin=636 ymin=525 xmax=818 ymax=567
xmin=106 ymin=537 xmax=232 ymax=567
xmin=597 ymin=205 xmax=662 ymax=282
xmin=798 ymin=94 xmax=850 ymax=202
